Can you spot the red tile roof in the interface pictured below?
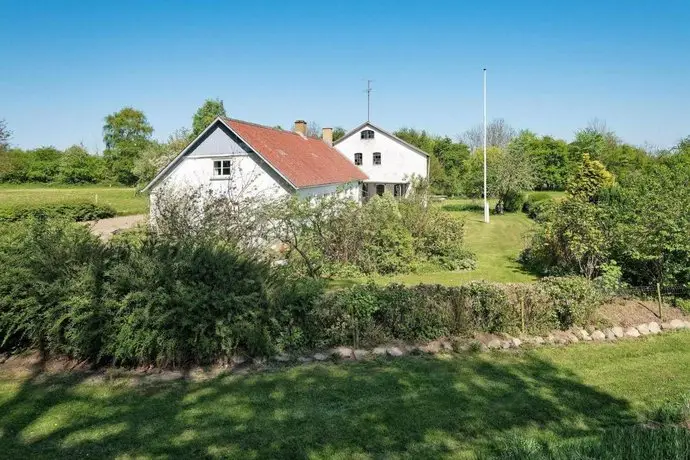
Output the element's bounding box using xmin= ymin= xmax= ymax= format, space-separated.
xmin=222 ymin=118 xmax=368 ymax=189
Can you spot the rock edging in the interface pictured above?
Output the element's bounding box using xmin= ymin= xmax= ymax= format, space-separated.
xmin=266 ymin=319 xmax=690 ymax=366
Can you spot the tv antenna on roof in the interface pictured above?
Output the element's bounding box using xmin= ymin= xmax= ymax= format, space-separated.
xmin=365 ymin=79 xmax=373 ymax=121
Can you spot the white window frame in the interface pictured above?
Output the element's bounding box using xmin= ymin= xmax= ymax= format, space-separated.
xmin=373 ymin=152 xmax=381 ymax=165
xmin=354 ymin=152 xmax=363 ymax=165
xmin=213 ymin=159 xmax=232 ymax=177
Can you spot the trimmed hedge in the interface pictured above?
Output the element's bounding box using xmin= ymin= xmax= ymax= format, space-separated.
xmin=0 ymin=202 xmax=116 ymax=222
xmin=309 ymin=278 xmax=602 ymax=348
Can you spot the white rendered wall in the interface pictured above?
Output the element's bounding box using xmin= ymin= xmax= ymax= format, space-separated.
xmin=150 ymin=125 xmax=289 ymax=213
xmin=335 ymin=124 xmax=428 ymax=184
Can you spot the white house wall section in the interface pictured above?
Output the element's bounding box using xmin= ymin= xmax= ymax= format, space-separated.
xmin=335 ymin=124 xmax=428 ymax=184
xmin=295 ymin=181 xmax=361 ymax=200
xmin=150 ymin=125 xmax=289 ymax=205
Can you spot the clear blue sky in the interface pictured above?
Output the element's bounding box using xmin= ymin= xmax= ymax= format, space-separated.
xmin=1 ymin=0 xmax=689 ymax=152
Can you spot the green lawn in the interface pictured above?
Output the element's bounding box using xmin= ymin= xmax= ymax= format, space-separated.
xmin=1 ymin=332 xmax=688 ymax=459
xmin=0 ymin=184 xmax=148 ymax=216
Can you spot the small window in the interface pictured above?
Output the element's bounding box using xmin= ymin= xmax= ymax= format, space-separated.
xmin=361 ymin=183 xmax=368 ymax=200
xmin=373 ymin=152 xmax=381 ymax=165
xmin=394 ymin=184 xmax=404 ymax=197
xmin=376 ymin=184 xmax=385 ymax=196
xmin=213 ymin=160 xmax=232 ymax=177
xmin=360 ymin=129 xmax=375 ymax=139
xmin=354 ymin=152 xmax=363 ymax=165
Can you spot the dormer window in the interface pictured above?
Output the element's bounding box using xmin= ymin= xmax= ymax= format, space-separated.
xmin=373 ymin=152 xmax=381 ymax=165
xmin=354 ymin=152 xmax=363 ymax=165
xmin=360 ymin=129 xmax=375 ymax=139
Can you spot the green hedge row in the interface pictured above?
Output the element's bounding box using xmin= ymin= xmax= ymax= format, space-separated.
xmin=0 ymin=219 xmax=602 ymax=366
xmin=304 ymin=277 xmax=601 ymax=349
xmin=0 ymin=202 xmax=116 ymax=222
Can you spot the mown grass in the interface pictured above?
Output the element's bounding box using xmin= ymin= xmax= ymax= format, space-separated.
xmin=1 ymin=332 xmax=689 ymax=459
xmin=0 ymin=184 xmax=148 ymax=216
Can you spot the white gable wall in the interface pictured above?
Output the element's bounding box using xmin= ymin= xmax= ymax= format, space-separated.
xmin=335 ymin=124 xmax=428 ymax=183
xmin=150 ymin=125 xmax=290 ymax=205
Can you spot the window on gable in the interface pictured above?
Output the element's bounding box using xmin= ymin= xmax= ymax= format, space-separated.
xmin=360 ymin=129 xmax=375 ymax=139
xmin=354 ymin=152 xmax=363 ymax=165
xmin=373 ymin=152 xmax=381 ymax=165
xmin=213 ymin=160 xmax=232 ymax=177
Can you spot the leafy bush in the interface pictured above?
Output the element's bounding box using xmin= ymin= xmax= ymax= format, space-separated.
xmin=313 ymin=281 xmax=525 ymax=348
xmin=521 ymin=199 xmax=608 ymax=279
xmin=675 ymin=298 xmax=690 ymax=315
xmin=501 ymin=190 xmax=526 ymax=213
xmin=357 ymin=194 xmax=415 ymax=274
xmin=103 ymin=235 xmax=274 ymax=365
xmin=0 ymin=219 xmax=105 ymax=357
xmin=0 ymin=202 xmax=116 ymax=222
xmin=269 ymin=276 xmax=327 ymax=351
xmin=538 ymin=276 xmax=601 ymax=329
xmin=594 ymin=261 xmax=625 ymax=299
xmin=504 ymin=284 xmax=559 ymax=334
xmin=401 ymin=196 xmax=476 ymax=271
xmin=374 ymin=284 xmax=453 ymax=342
xmin=522 ymin=192 xmax=556 ymax=219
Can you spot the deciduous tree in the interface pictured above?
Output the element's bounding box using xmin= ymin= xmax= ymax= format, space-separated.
xmin=191 ymin=99 xmax=227 ymax=137
xmin=103 ymin=107 xmax=154 ymax=185
xmin=566 ymin=154 xmax=614 ymax=202
xmin=461 ymin=118 xmax=516 ymax=151
xmin=0 ymin=119 xmax=11 ymax=151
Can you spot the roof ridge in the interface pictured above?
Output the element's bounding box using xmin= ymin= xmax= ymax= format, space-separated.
xmin=223 ymin=117 xmax=300 ymax=136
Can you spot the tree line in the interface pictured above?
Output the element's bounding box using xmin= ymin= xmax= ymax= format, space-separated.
xmin=1 ymin=105 xmax=687 ymax=195
xmin=395 ymin=118 xmax=685 ymax=204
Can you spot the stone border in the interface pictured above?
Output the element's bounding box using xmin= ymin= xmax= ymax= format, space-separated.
xmin=268 ymin=319 xmax=690 ymax=364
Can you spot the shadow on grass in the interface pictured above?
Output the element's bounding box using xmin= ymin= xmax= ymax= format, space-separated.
xmin=0 ymin=353 xmax=635 ymax=459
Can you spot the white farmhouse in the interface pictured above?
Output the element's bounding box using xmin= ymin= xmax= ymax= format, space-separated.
xmin=143 ymin=118 xmax=367 ymax=206
xmin=334 ymin=121 xmax=429 ymax=200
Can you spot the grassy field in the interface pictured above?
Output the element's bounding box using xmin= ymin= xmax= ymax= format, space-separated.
xmin=0 ymin=184 xmax=148 ymax=216
xmin=0 ymin=332 xmax=688 ymax=459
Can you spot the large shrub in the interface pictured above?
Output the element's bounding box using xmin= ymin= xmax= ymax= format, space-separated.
xmin=357 ymin=194 xmax=415 ymax=274
xmin=0 ymin=219 xmax=106 ymax=357
xmin=102 ymin=235 xmax=274 ymax=365
xmin=501 ymin=190 xmax=527 ymax=213
xmin=521 ymin=199 xmax=608 ymax=279
xmin=400 ymin=194 xmax=476 ymax=271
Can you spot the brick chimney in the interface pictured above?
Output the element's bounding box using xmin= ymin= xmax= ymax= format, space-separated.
xmin=293 ymin=120 xmax=307 ymax=136
xmin=322 ymin=127 xmax=333 ymax=146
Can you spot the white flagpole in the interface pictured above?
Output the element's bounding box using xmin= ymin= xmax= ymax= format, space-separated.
xmin=483 ymin=68 xmax=490 ymax=223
